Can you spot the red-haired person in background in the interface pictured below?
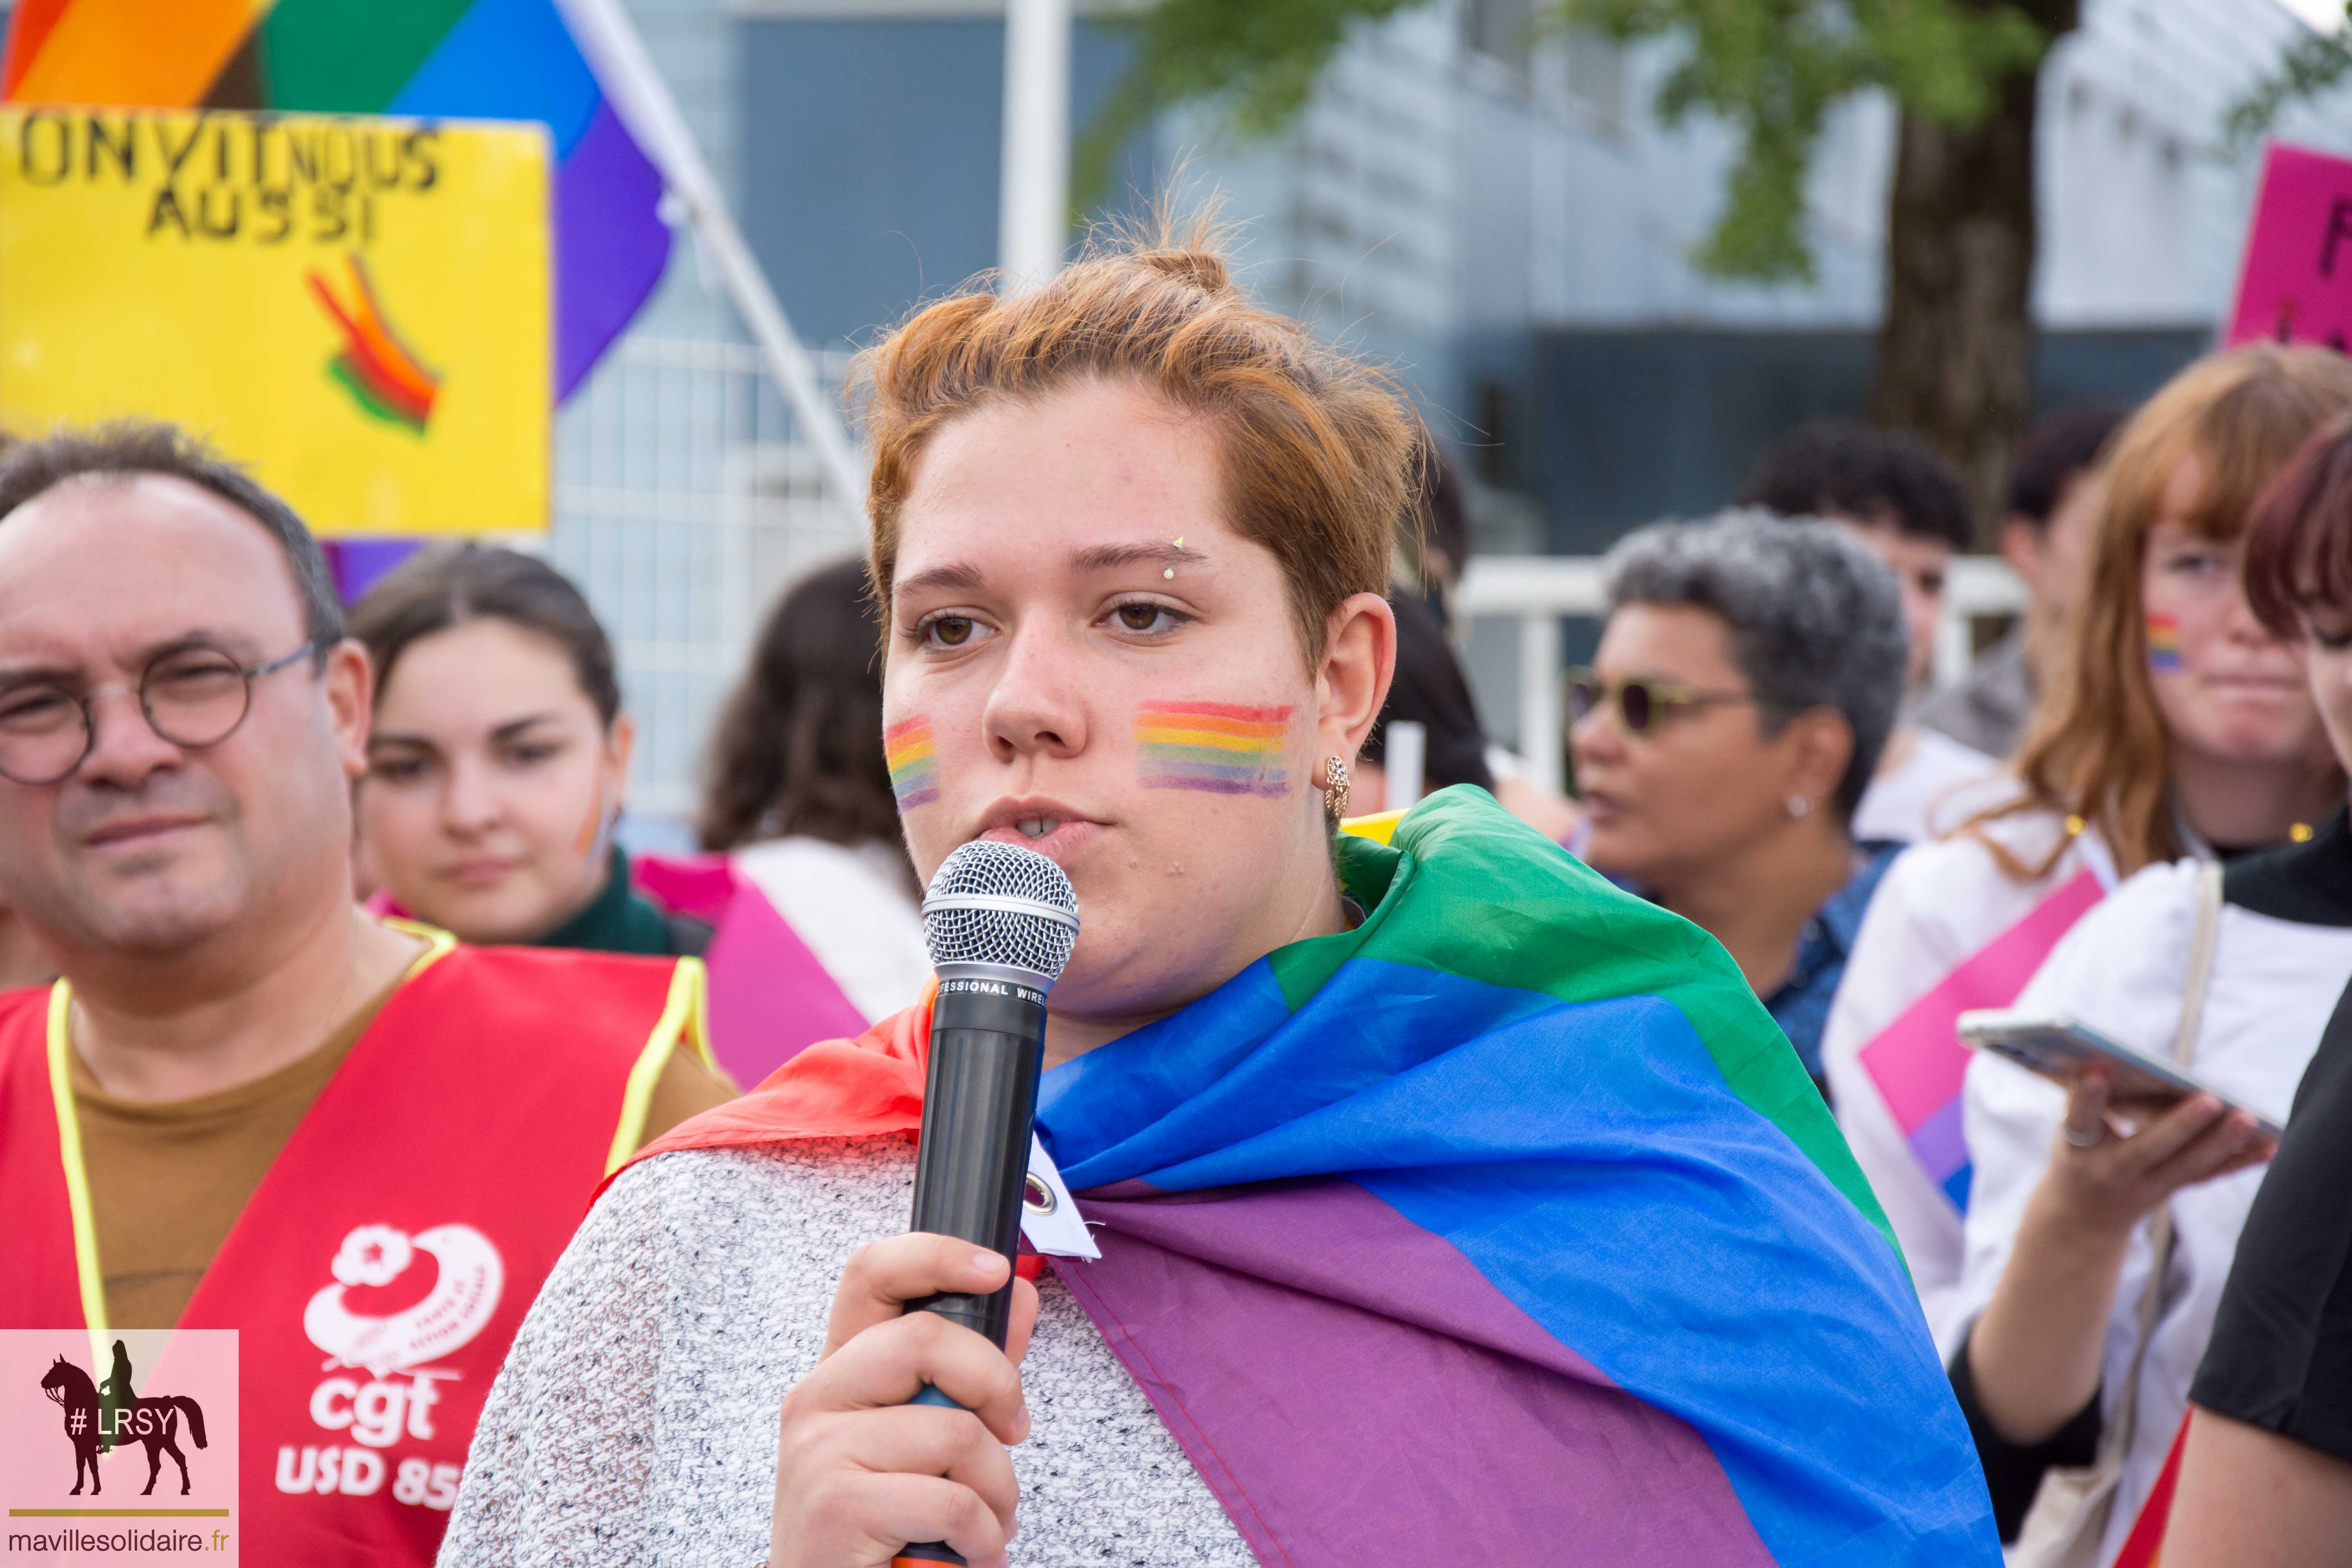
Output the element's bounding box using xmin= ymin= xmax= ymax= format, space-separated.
xmin=1948 ymin=349 xmax=2352 ymax=1567
xmin=2114 ymin=412 xmax=2352 ymax=1566
xmin=0 ymin=426 xmax=723 ymax=1567
xmin=1822 ymin=347 xmax=2352 ymax=1389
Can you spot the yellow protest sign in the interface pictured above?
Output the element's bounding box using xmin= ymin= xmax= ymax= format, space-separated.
xmin=0 ymin=107 xmax=549 ymax=535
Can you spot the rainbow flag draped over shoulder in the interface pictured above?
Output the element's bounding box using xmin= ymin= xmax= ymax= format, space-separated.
xmin=625 ymin=788 xmax=2000 ymax=1565
xmin=1 ymin=0 xmax=669 ymax=398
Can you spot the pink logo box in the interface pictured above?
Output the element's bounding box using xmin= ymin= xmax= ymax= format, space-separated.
xmin=0 ymin=1330 xmax=238 ymax=1565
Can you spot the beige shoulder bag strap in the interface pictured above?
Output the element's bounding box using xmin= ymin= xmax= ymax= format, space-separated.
xmin=2014 ymin=861 xmax=2222 ymax=1568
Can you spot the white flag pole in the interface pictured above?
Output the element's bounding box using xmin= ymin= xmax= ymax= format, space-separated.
xmin=555 ymin=0 xmax=867 ymax=506
xmin=999 ymin=0 xmax=1073 ymax=288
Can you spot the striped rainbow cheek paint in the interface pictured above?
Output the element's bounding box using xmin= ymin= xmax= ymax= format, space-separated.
xmin=885 ymin=717 xmax=940 ymax=808
xmin=1135 ymin=702 xmax=1293 ymax=796
xmin=2147 ymin=613 xmax=2183 ymax=672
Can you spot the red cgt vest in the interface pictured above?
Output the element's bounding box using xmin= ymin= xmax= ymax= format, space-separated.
xmin=0 ymin=931 xmax=710 ymax=1568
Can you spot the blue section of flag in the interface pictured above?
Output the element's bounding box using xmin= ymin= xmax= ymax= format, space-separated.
xmin=1944 ymin=1161 xmax=1974 ymax=1210
xmin=1040 ymin=957 xmax=2000 ymax=1566
xmin=386 ymin=0 xmax=602 ymax=157
xmin=377 ymin=0 xmax=671 ymax=399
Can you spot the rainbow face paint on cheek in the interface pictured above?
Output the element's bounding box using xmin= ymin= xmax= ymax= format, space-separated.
xmin=2147 ymin=612 xmax=2183 ymax=672
xmin=1135 ymin=701 xmax=1293 ymax=796
xmin=885 ymin=717 xmax=940 ymax=808
xmin=573 ymin=777 xmax=614 ymax=862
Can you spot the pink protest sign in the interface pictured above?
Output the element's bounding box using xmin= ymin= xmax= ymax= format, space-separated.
xmin=2227 ymin=141 xmax=2352 ymax=352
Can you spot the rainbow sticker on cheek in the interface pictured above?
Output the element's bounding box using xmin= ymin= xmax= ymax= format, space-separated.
xmin=1135 ymin=701 xmax=1292 ymax=796
xmin=885 ymin=717 xmax=940 ymax=808
xmin=2147 ymin=613 xmax=2183 ymax=673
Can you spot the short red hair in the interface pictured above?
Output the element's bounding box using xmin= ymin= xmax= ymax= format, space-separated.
xmin=852 ymin=213 xmax=1416 ymax=660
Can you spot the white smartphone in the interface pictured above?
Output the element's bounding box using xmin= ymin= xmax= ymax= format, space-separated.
xmin=1956 ymin=1009 xmax=2284 ymax=1140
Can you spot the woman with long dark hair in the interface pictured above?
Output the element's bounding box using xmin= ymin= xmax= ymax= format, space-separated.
xmin=692 ymin=557 xmax=928 ymax=1063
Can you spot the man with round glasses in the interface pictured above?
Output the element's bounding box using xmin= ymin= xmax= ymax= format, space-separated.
xmin=0 ymin=423 xmax=733 ymax=1568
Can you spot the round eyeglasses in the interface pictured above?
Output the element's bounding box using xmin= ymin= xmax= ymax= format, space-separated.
xmin=1564 ymin=667 xmax=1779 ymax=737
xmin=0 ymin=641 xmax=316 ymax=786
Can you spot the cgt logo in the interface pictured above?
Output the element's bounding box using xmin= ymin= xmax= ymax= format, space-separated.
xmin=271 ymin=1221 xmax=500 ymax=1512
xmin=303 ymin=1223 xmax=503 ymax=1376
xmin=37 ymin=1340 xmax=209 ymax=1496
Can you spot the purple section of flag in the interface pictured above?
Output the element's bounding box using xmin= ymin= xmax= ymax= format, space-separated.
xmin=1906 ymin=1094 xmax=1969 ymax=1185
xmin=1140 ymin=773 xmax=1287 ymax=796
xmin=1056 ymin=1176 xmax=1775 ymax=1566
xmin=554 ymin=98 xmax=672 ymax=400
xmin=323 ymin=538 xmax=425 ymax=604
xmin=632 ymin=853 xmax=869 ymax=1087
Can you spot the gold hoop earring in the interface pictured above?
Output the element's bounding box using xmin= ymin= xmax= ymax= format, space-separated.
xmin=1321 ymin=757 xmax=1351 ymax=827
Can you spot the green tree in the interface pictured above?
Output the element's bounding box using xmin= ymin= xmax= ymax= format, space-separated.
xmin=2223 ymin=2 xmax=2351 ymax=153
xmin=1083 ymin=0 xmax=2076 ymax=536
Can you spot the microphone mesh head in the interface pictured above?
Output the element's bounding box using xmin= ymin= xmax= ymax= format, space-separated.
xmin=921 ymin=839 xmax=1080 ymax=980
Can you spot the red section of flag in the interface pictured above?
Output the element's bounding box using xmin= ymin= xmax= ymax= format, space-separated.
xmin=0 ymin=0 xmax=74 ymax=97
xmin=2112 ymin=1408 xmax=2192 ymax=1568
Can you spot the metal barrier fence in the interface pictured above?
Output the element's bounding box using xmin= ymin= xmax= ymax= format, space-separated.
xmin=1455 ymin=554 xmax=2028 ymax=793
xmin=546 ymin=335 xmax=862 ymax=824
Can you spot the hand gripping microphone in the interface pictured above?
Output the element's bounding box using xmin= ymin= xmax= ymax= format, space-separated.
xmin=893 ymin=839 xmax=1078 ymax=1568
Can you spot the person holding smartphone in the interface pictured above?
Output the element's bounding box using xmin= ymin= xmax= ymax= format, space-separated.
xmin=1950 ymin=373 xmax=2352 ymax=1565
xmin=1823 ymin=350 xmax=2352 ymax=1377
xmin=2126 ymin=413 xmax=2352 ymax=1564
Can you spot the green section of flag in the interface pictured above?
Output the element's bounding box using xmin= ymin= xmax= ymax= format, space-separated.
xmin=328 ymin=356 xmax=427 ymax=434
xmin=256 ymin=0 xmax=475 ymax=111
xmin=1271 ymin=786 xmax=1902 ymax=1262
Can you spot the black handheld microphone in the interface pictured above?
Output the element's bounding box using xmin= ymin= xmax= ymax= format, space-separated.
xmin=893 ymin=838 xmax=1078 ymax=1568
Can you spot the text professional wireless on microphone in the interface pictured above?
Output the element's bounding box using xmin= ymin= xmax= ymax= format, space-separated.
xmin=895 ymin=839 xmax=1078 ymax=1568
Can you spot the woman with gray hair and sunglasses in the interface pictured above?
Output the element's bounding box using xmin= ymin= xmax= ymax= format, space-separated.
xmin=1570 ymin=510 xmax=1909 ymax=1093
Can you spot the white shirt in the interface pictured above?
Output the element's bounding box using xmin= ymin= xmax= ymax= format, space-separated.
xmin=1852 ymin=726 xmax=2007 ymax=844
xmin=730 ymin=836 xmax=930 ymax=1024
xmin=1822 ymin=804 xmax=2117 ymax=1359
xmin=1954 ymin=859 xmax=2352 ymax=1566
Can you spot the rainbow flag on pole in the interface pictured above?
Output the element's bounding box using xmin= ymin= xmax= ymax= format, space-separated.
xmin=1 ymin=0 xmax=670 ymax=401
xmin=630 ymin=788 xmax=2002 ymax=1563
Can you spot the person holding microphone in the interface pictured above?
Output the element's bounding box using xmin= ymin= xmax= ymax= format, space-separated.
xmin=445 ymin=220 xmax=1998 ymax=1566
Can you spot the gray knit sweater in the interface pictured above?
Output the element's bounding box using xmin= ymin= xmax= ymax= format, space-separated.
xmin=436 ymin=1135 xmax=1254 ymax=1567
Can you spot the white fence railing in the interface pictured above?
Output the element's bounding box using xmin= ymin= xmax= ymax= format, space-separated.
xmin=1455 ymin=554 xmax=2027 ymax=793
xmin=548 ymin=335 xmax=862 ymax=825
